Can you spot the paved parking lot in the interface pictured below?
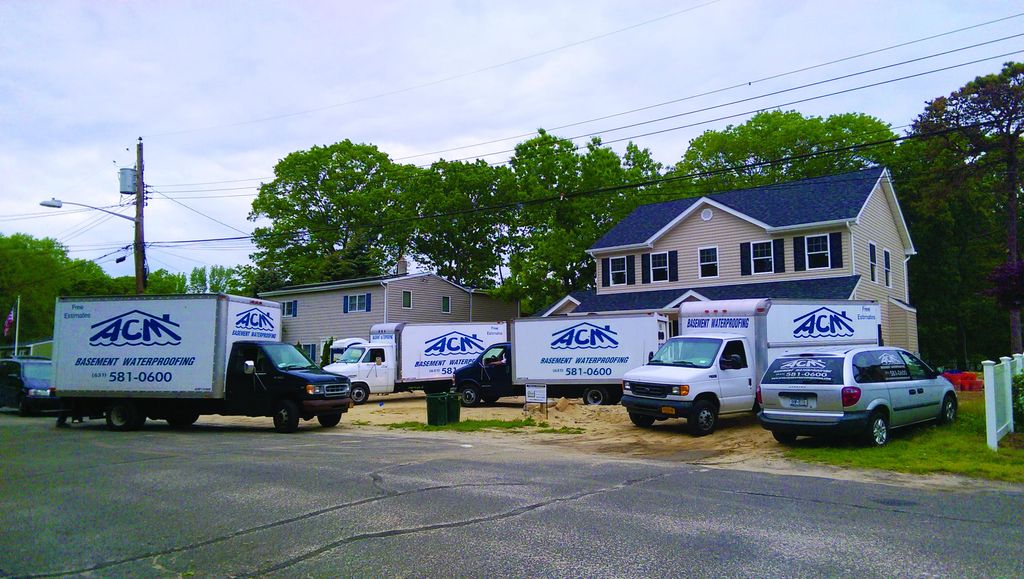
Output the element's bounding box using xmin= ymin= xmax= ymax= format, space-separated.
xmin=2 ymin=411 xmax=1023 ymax=577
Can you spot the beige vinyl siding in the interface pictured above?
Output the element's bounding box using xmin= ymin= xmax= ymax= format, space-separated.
xmin=850 ymin=184 xmax=909 ymax=302
xmin=276 ymin=285 xmax=386 ymax=346
xmin=594 ymin=207 xmax=853 ymax=295
xmin=388 ymin=276 xmax=471 ymax=324
xmin=470 ymin=293 xmax=520 ymax=321
xmin=883 ymin=299 xmax=919 ymax=353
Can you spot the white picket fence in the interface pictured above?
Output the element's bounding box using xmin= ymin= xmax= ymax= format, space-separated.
xmin=981 ymin=353 xmax=1021 ymax=451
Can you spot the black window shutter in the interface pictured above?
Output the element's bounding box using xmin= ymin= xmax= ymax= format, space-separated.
xmin=626 ymin=255 xmax=636 ymax=285
xmin=343 ymin=296 xmax=349 ymax=314
xmin=740 ymin=243 xmax=751 ymax=276
xmin=365 ymin=292 xmax=372 ymax=312
xmin=773 ymin=239 xmax=785 ymax=273
xmin=641 ymin=253 xmax=651 ymax=284
xmin=829 ymin=232 xmax=843 ymax=269
xmin=668 ymin=250 xmax=679 ymax=281
xmin=293 ymin=301 xmax=299 ymax=317
xmin=601 ymin=258 xmax=610 ymax=287
xmin=793 ymin=236 xmax=806 ymax=271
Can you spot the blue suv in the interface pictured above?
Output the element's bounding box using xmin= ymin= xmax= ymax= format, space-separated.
xmin=0 ymin=357 xmax=58 ymax=416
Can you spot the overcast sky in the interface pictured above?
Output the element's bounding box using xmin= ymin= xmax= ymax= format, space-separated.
xmin=1 ymin=0 xmax=1021 ymax=278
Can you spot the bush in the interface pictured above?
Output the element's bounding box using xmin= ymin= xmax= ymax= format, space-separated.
xmin=1013 ymin=372 xmax=1024 ymax=427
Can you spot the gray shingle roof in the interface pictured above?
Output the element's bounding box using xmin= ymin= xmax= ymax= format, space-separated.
xmin=559 ymin=276 xmax=860 ymax=314
xmin=590 ymin=167 xmax=885 ymax=251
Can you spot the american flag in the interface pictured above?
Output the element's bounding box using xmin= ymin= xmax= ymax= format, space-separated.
xmin=3 ymin=307 xmax=13 ymax=337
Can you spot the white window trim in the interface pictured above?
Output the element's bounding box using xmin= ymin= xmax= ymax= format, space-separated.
xmin=698 ymin=245 xmax=719 ymax=279
xmin=805 ymin=234 xmax=831 ymax=270
xmin=402 ymin=290 xmax=413 ymax=309
xmin=441 ymin=295 xmax=452 ymax=314
xmin=346 ymin=294 xmax=367 ymax=313
xmin=868 ymin=241 xmax=878 ymax=283
xmin=650 ymin=251 xmax=669 ymax=283
xmin=883 ymin=248 xmax=892 ymax=288
xmin=750 ymin=240 xmax=774 ymax=275
xmin=284 ymin=300 xmax=297 ymax=317
xmin=609 ymin=256 xmax=627 ymax=286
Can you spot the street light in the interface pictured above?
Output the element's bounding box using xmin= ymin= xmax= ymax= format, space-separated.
xmin=40 ymin=197 xmax=146 ymax=294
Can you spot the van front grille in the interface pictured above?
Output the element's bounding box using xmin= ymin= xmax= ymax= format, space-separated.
xmin=629 ymin=382 xmax=668 ymax=398
xmin=324 ymin=383 xmax=349 ymax=397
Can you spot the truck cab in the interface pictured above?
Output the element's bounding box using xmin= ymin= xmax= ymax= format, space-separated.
xmin=452 ymin=342 xmax=512 ymax=406
xmin=323 ymin=340 xmax=396 ymax=404
xmin=621 ymin=334 xmax=756 ymax=435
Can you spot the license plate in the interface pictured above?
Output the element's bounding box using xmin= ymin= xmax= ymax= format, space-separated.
xmin=660 ymin=406 xmax=676 ymax=415
xmin=786 ymin=396 xmax=814 ymax=409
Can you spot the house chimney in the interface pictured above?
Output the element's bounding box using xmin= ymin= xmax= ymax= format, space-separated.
xmin=396 ymin=256 xmax=408 ymax=275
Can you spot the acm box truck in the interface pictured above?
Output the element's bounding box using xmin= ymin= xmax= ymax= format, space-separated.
xmin=52 ymin=294 xmax=352 ymax=433
xmin=322 ymin=321 xmax=508 ymax=404
xmin=453 ymin=313 xmax=667 ymax=406
xmin=620 ymin=299 xmax=881 ymax=435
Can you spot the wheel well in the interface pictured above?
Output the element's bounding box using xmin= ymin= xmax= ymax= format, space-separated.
xmin=694 ymin=392 xmax=719 ymax=409
xmin=868 ymin=403 xmax=890 ymax=420
xmin=351 ymin=382 xmax=369 ymax=389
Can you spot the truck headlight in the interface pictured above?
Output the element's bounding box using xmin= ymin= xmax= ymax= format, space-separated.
xmin=622 ymin=381 xmax=631 ymax=390
xmin=672 ymin=385 xmax=690 ymax=396
xmin=305 ymin=384 xmax=322 ymax=395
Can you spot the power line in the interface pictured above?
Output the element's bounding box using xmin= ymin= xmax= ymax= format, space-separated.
xmin=149 ymin=189 xmax=250 ymax=235
xmin=143 ymin=0 xmax=721 ymax=138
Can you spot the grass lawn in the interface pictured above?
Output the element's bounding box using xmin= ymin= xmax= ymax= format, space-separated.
xmin=784 ymin=392 xmax=1024 ymax=483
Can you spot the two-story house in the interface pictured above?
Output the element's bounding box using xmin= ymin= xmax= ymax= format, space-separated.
xmin=538 ymin=167 xmax=918 ymax=351
xmin=259 ymin=263 xmax=520 ymax=363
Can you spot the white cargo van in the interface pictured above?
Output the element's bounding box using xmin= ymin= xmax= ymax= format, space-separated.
xmin=323 ymin=322 xmax=507 ymax=404
xmin=621 ymin=299 xmax=880 ymax=435
xmin=453 ymin=313 xmax=667 ymax=406
xmin=52 ymin=294 xmax=352 ymax=433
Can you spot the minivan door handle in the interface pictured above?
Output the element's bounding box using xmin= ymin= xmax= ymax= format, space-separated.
xmin=908 ymin=389 xmax=916 ymax=395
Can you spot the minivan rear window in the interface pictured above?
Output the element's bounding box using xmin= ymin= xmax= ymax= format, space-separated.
xmin=762 ymin=357 xmax=845 ymax=384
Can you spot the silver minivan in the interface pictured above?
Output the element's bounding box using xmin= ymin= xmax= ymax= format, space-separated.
xmin=757 ymin=347 xmax=957 ymax=446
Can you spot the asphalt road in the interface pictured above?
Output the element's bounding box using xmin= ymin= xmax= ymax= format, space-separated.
xmin=1 ymin=411 xmax=1022 ymax=578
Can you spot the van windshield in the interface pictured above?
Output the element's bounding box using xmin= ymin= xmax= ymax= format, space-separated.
xmin=337 ymin=347 xmax=364 ymax=364
xmin=262 ymin=344 xmax=317 ymax=371
xmin=648 ymin=338 xmax=721 ymax=368
xmin=763 ymin=357 xmax=845 ymax=384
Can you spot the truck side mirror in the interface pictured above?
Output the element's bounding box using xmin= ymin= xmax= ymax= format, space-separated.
xmin=243 ymin=360 xmax=255 ymax=375
xmin=648 ymin=351 xmax=654 ymax=362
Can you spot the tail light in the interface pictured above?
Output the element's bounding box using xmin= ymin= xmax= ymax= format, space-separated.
xmin=755 ymin=383 xmax=762 ymax=405
xmin=841 ymin=386 xmax=861 ymax=407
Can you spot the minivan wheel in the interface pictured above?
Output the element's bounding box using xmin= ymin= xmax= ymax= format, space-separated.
xmin=460 ymin=385 xmax=481 ymax=407
xmin=938 ymin=394 xmax=957 ymax=425
xmin=317 ymin=413 xmax=342 ymax=428
xmin=688 ymin=400 xmax=718 ymax=436
xmin=772 ymin=431 xmax=797 ymax=444
xmin=629 ymin=412 xmax=655 ymax=428
xmin=582 ymin=386 xmax=609 ymax=406
xmin=350 ymin=383 xmax=370 ymax=405
xmin=864 ymin=410 xmax=889 ymax=447
xmin=273 ymin=400 xmax=300 ymax=433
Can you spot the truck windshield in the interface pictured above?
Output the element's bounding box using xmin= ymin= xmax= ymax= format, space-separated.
xmin=648 ymin=338 xmax=721 ymax=368
xmin=262 ymin=344 xmax=317 ymax=371
xmin=337 ymin=347 xmax=364 ymax=364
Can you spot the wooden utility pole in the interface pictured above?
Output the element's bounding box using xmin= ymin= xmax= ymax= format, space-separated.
xmin=134 ymin=137 xmax=146 ymax=294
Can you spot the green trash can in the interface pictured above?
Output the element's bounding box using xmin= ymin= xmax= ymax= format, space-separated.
xmin=446 ymin=390 xmax=461 ymax=423
xmin=426 ymin=393 xmax=448 ymax=426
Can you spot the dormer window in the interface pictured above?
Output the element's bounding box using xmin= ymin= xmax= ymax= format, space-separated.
xmin=609 ymin=257 xmax=627 ymax=286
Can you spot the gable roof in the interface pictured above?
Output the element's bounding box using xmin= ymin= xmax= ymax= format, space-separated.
xmin=260 ymin=272 xmax=475 ymax=297
xmin=547 ymin=276 xmax=861 ymax=315
xmin=590 ymin=167 xmax=887 ymax=252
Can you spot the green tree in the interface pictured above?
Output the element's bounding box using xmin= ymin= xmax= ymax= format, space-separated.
xmin=187 ymin=266 xmax=208 ymax=293
xmin=146 ymin=269 xmax=187 ymax=294
xmin=670 ymin=110 xmax=898 ymax=193
xmin=249 ymin=140 xmax=411 ymax=284
xmin=913 ymin=62 xmax=1024 ymax=353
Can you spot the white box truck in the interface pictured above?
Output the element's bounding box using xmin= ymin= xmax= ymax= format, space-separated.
xmin=52 ymin=294 xmax=353 ymax=433
xmin=322 ymin=322 xmax=508 ymax=404
xmin=621 ymin=299 xmax=881 ymax=435
xmin=452 ymin=313 xmax=667 ymax=406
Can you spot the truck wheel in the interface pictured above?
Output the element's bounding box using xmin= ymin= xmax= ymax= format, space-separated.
xmin=106 ymin=401 xmax=141 ymax=432
xmin=460 ymin=385 xmax=481 ymax=407
xmin=273 ymin=400 xmax=300 ymax=433
xmin=582 ymin=386 xmax=609 ymax=405
xmin=688 ymin=399 xmax=718 ymax=436
xmin=317 ymin=413 xmax=342 ymax=428
xmin=350 ymin=383 xmax=370 ymax=405
xmin=166 ymin=412 xmax=200 ymax=428
xmin=629 ymin=412 xmax=655 ymax=428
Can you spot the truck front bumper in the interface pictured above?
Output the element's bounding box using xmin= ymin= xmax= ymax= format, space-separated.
xmin=757 ymin=410 xmax=870 ymax=437
xmin=301 ymin=397 xmax=353 ymax=415
xmin=621 ymin=394 xmax=693 ymax=419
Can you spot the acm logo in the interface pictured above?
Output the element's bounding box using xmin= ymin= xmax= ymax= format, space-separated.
xmin=89 ymin=310 xmax=182 ymax=347
xmin=423 ymin=332 xmax=486 ymax=356
xmin=235 ymin=308 xmax=275 ymax=331
xmin=550 ymin=322 xmax=619 ymax=350
xmin=779 ymin=359 xmax=827 ymax=370
xmin=792 ymin=307 xmax=855 ymax=339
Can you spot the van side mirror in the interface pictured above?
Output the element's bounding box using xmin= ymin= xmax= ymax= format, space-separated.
xmin=243 ymin=360 xmax=255 ymax=375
